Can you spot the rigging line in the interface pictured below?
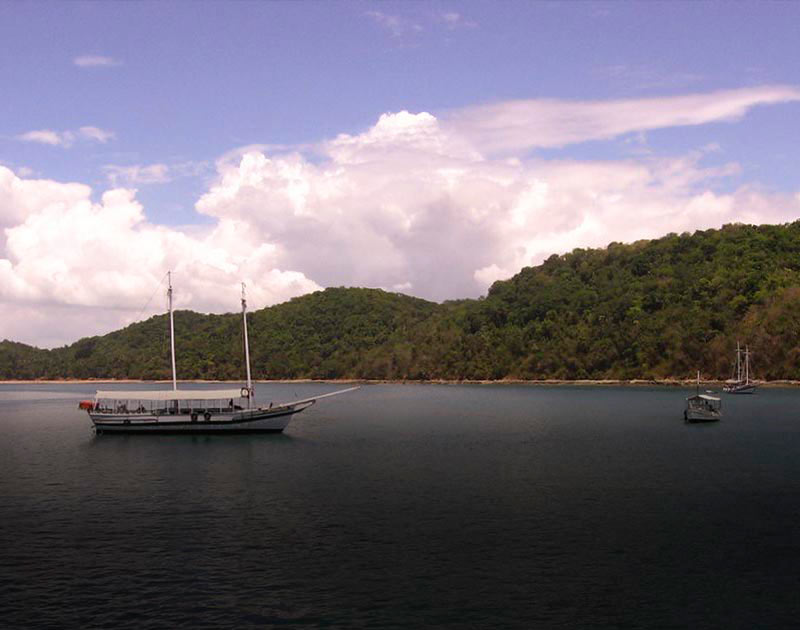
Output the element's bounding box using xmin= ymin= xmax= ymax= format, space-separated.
xmin=133 ymin=272 xmax=170 ymax=323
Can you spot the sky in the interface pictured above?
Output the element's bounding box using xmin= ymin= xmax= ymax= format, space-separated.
xmin=1 ymin=1 xmax=800 ymax=347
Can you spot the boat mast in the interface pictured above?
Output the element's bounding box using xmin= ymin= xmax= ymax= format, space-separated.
xmin=736 ymin=341 xmax=742 ymax=383
xmin=744 ymin=345 xmax=750 ymax=385
xmin=242 ymin=282 xmax=253 ymax=407
xmin=168 ymin=271 xmax=177 ymax=392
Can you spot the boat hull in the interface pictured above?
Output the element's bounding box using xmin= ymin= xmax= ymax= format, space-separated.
xmin=723 ymin=384 xmax=757 ymax=394
xmin=89 ymin=405 xmax=305 ymax=434
xmin=684 ymin=409 xmax=721 ymax=423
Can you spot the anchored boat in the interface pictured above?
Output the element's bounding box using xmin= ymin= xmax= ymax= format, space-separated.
xmin=685 ymin=371 xmax=721 ymax=423
xmin=79 ymin=273 xmax=358 ymax=434
xmin=685 ymin=393 xmax=722 ymax=423
xmin=723 ymin=341 xmax=757 ymax=394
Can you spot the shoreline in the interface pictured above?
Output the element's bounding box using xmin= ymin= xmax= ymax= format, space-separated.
xmin=1 ymin=378 xmax=798 ymax=387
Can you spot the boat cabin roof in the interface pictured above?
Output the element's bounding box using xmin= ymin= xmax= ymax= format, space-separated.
xmin=95 ymin=388 xmax=246 ymax=401
xmin=688 ymin=393 xmax=720 ymax=402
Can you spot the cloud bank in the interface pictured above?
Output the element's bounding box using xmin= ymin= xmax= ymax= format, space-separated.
xmin=0 ymin=167 xmax=320 ymax=346
xmin=2 ymin=87 xmax=799 ymax=346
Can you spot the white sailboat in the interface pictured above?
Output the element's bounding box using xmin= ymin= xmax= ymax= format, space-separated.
xmin=723 ymin=341 xmax=757 ymax=394
xmin=79 ymin=273 xmax=358 ymax=433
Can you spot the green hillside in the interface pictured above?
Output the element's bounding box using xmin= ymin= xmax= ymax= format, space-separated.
xmin=3 ymin=221 xmax=800 ymax=381
xmin=462 ymin=222 xmax=800 ymax=380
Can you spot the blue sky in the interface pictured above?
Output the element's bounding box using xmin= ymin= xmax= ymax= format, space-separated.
xmin=1 ymin=1 xmax=800 ymax=345
xmin=4 ymin=1 xmax=799 ymax=210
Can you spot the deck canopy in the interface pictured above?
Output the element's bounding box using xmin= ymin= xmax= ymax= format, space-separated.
xmin=95 ymin=389 xmax=246 ymax=401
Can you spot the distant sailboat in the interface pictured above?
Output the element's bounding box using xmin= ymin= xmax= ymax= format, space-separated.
xmin=723 ymin=341 xmax=757 ymax=395
xmin=78 ymin=273 xmax=358 ymax=433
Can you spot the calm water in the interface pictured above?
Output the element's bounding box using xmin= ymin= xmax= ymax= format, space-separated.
xmin=2 ymin=383 xmax=799 ymax=628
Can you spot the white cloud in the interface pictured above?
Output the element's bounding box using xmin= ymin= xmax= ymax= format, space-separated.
xmin=444 ymin=85 xmax=800 ymax=154
xmin=470 ymin=160 xmax=797 ymax=287
xmin=17 ymin=127 xmax=115 ymax=148
xmin=73 ymin=55 xmax=121 ymax=67
xmin=79 ymin=126 xmax=115 ymax=143
xmin=2 ymin=88 xmax=800 ymax=347
xmin=0 ymin=166 xmax=321 ymax=346
xmin=18 ymin=130 xmax=64 ymax=146
xmin=103 ymin=163 xmax=171 ymax=186
xmin=0 ymin=167 xmax=90 ymax=233
xmin=195 ymin=108 xmax=799 ymax=304
xmin=102 ymin=161 xmax=209 ymax=186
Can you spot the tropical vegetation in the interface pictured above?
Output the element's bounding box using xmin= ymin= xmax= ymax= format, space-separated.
xmin=3 ymin=222 xmax=800 ymax=381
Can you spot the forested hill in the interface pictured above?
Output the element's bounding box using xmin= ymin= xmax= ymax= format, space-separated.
xmin=3 ymin=221 xmax=800 ymax=381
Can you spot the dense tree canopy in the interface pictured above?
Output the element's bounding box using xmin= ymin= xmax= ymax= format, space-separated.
xmin=3 ymin=222 xmax=800 ymax=381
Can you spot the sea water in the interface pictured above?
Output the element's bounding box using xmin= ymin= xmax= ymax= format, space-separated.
xmin=2 ymin=383 xmax=799 ymax=628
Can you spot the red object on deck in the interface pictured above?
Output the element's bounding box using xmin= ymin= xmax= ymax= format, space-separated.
xmin=78 ymin=400 xmax=95 ymax=410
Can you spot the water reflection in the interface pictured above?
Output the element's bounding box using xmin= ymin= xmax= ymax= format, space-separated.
xmin=88 ymin=432 xmax=296 ymax=445
xmin=4 ymin=383 xmax=800 ymax=628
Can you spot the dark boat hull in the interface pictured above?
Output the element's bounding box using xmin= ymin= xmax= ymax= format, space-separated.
xmin=723 ymin=384 xmax=756 ymax=395
xmin=90 ymin=406 xmax=304 ymax=434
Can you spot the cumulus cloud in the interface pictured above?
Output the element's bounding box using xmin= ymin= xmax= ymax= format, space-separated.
xmin=17 ymin=126 xmax=115 ymax=148
xmin=195 ymin=108 xmax=800 ymax=304
xmin=73 ymin=55 xmax=121 ymax=67
xmin=0 ymin=166 xmax=321 ymax=346
xmin=3 ymin=88 xmax=800 ymax=347
xmin=444 ymin=85 xmax=800 ymax=153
